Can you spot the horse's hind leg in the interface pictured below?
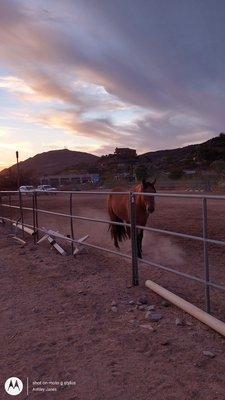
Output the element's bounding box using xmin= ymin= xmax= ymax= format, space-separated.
xmin=113 ymin=226 xmax=119 ymax=248
xmin=109 ymin=222 xmax=119 ymax=248
xmin=108 ymin=196 xmax=128 ymax=248
xmin=108 ymin=204 xmax=120 ymax=248
xmin=126 ymin=226 xmax=131 ymax=239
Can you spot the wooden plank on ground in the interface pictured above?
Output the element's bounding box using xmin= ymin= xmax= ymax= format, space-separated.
xmin=47 ymin=236 xmax=66 ymax=255
xmin=73 ymin=234 xmax=89 ymax=255
xmin=37 ymin=234 xmax=49 ymax=244
xmin=12 ymin=236 xmax=26 ymax=244
xmin=12 ymin=222 xmax=34 ymax=235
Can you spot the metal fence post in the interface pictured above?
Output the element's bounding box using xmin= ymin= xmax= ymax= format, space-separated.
xmin=130 ymin=192 xmax=139 ymax=286
xmin=202 ymin=197 xmax=211 ymax=314
xmin=34 ymin=192 xmax=39 ymax=241
xmin=9 ymin=194 xmax=13 ymax=232
xmin=69 ymin=193 xmax=75 ymax=254
xmin=18 ymin=190 xmax=24 ymax=238
xmin=0 ymin=193 xmax=3 ymax=223
xmin=32 ymin=193 xmax=37 ymax=244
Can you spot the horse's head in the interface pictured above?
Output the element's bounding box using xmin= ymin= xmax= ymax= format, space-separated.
xmin=140 ymin=178 xmax=156 ymax=214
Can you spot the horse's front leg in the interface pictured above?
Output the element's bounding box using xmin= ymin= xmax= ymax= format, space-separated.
xmin=139 ymin=229 xmax=143 ymax=253
xmin=137 ymin=229 xmax=143 ymax=259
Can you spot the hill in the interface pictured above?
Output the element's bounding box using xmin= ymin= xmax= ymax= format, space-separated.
xmin=1 ymin=133 xmax=225 ymax=189
xmin=0 ymin=149 xmax=99 ymax=180
xmin=138 ymin=133 xmax=225 ymax=171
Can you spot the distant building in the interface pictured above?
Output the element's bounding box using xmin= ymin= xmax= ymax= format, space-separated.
xmin=183 ymin=170 xmax=196 ymax=175
xmin=40 ymin=173 xmax=100 ymax=186
xmin=114 ymin=148 xmax=137 ymax=158
xmin=115 ymin=172 xmax=133 ymax=180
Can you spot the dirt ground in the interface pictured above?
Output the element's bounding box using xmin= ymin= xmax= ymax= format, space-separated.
xmin=1 ymin=192 xmax=225 ymax=399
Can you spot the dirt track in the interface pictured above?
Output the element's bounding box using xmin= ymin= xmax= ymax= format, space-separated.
xmin=1 ymin=192 xmax=225 ymax=399
xmin=4 ymin=192 xmax=225 ymax=316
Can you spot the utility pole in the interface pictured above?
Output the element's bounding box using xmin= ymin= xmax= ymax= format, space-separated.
xmin=16 ymin=150 xmax=20 ymax=188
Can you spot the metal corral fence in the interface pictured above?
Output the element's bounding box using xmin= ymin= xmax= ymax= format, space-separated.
xmin=1 ymin=189 xmax=225 ymax=316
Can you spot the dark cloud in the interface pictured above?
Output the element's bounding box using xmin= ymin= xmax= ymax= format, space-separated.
xmin=0 ymin=0 xmax=225 ymax=151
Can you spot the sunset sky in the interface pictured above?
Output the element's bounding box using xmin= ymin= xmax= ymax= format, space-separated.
xmin=0 ymin=0 xmax=225 ymax=169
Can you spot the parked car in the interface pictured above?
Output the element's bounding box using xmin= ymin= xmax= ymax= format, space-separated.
xmin=19 ymin=185 xmax=35 ymax=195
xmin=36 ymin=184 xmax=57 ymax=194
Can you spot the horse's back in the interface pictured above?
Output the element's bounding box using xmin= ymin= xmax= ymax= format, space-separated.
xmin=108 ymin=187 xmax=128 ymax=203
xmin=108 ymin=187 xmax=129 ymax=221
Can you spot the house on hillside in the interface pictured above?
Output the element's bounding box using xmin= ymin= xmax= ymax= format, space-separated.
xmin=114 ymin=147 xmax=137 ymax=158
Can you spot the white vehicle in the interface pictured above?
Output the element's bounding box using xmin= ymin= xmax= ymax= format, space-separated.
xmin=19 ymin=185 xmax=35 ymax=194
xmin=36 ymin=184 xmax=57 ymax=194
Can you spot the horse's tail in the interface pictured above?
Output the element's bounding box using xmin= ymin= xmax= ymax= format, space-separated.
xmin=107 ymin=199 xmax=128 ymax=248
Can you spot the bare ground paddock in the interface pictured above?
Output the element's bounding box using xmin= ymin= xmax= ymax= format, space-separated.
xmin=1 ymin=192 xmax=225 ymax=399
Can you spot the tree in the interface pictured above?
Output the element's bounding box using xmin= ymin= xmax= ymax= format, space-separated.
xmin=135 ymin=164 xmax=150 ymax=181
xmin=211 ymin=160 xmax=225 ymax=175
xmin=197 ymin=147 xmax=219 ymax=164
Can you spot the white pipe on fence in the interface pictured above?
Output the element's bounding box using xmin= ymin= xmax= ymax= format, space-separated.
xmin=145 ymin=279 xmax=225 ymax=337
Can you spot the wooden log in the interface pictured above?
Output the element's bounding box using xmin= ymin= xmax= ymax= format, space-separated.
xmin=145 ymin=279 xmax=225 ymax=337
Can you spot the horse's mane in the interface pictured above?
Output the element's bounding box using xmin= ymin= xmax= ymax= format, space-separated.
xmin=132 ymin=180 xmax=156 ymax=193
xmin=131 ymin=182 xmax=142 ymax=192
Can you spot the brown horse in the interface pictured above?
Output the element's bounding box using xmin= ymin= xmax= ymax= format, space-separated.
xmin=107 ymin=179 xmax=156 ymax=258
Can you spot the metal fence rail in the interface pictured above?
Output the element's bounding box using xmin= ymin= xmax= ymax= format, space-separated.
xmin=1 ymin=189 xmax=225 ymax=315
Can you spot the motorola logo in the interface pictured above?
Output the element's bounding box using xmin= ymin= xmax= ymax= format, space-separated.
xmin=4 ymin=377 xmax=23 ymax=396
